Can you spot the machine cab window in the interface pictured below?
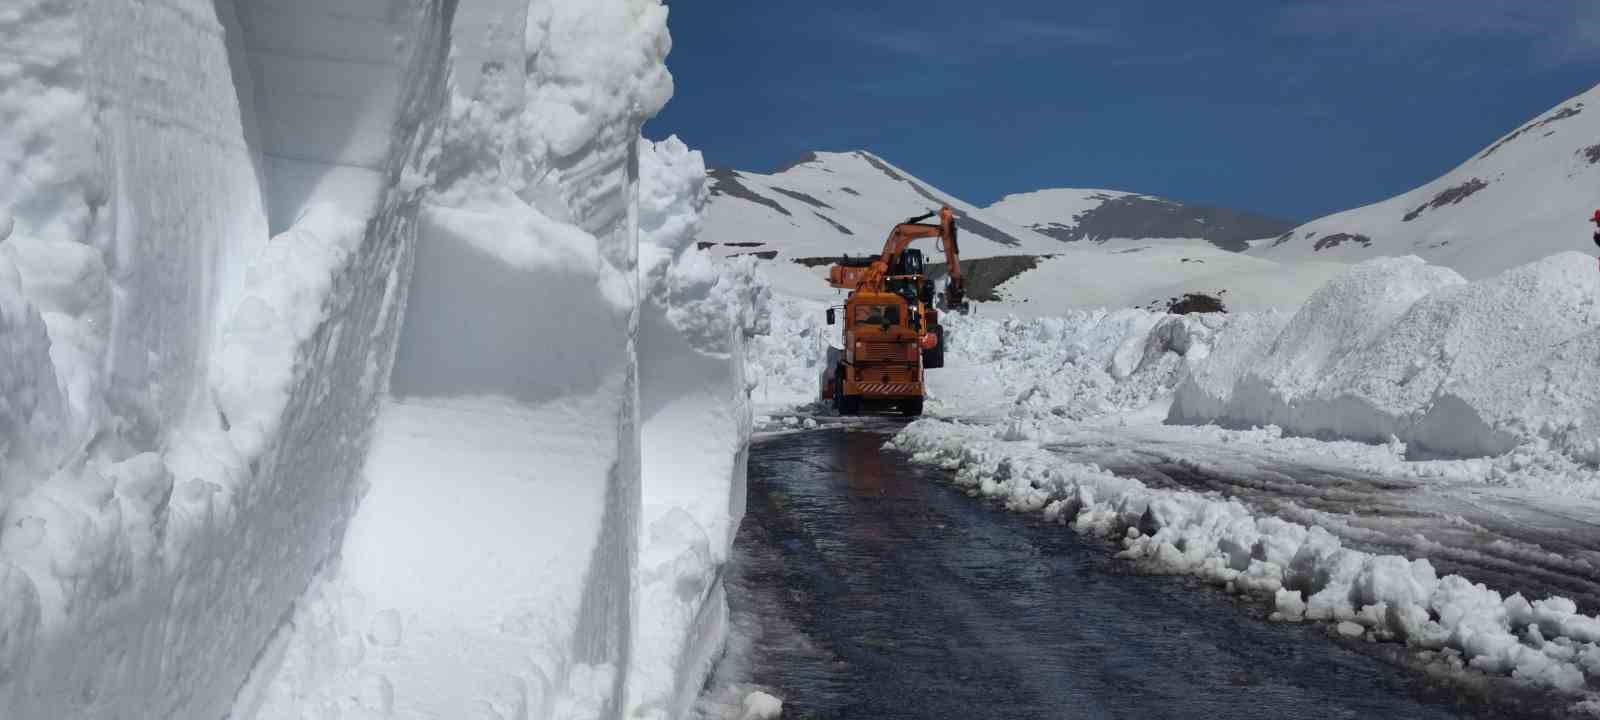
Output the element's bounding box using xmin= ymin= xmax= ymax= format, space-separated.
xmin=853 ymin=304 xmax=901 ymax=327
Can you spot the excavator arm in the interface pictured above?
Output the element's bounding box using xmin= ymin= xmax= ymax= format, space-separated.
xmin=827 ymin=206 xmax=969 ymax=312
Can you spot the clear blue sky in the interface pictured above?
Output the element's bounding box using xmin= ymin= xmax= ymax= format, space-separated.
xmin=646 ymin=0 xmax=1600 ymax=222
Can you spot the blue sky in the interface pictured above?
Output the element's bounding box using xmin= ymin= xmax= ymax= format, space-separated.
xmin=646 ymin=0 xmax=1600 ymax=222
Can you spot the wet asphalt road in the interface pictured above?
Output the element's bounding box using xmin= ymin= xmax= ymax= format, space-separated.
xmin=719 ymin=426 xmax=1553 ymax=720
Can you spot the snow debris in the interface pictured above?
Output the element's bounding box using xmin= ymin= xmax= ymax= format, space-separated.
xmin=739 ymin=690 xmax=784 ymax=720
xmin=747 ymin=295 xmax=831 ymax=413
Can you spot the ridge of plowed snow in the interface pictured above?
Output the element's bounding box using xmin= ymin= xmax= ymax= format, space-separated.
xmin=1171 ymin=252 xmax=1600 ymax=461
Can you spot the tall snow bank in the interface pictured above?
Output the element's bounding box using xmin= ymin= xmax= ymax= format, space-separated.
xmin=238 ymin=2 xmax=699 ymax=718
xmin=634 ymin=136 xmax=768 ymax=719
xmin=0 ymin=0 xmax=449 ymax=716
xmin=1172 ymin=253 xmax=1600 ymax=459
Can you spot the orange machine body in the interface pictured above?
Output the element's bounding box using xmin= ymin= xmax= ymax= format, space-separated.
xmin=820 ymin=207 xmax=967 ymax=416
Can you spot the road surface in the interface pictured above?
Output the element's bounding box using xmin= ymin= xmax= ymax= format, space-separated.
xmin=699 ymin=426 xmax=1564 ymax=719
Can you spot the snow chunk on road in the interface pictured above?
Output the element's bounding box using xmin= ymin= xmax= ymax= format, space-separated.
xmin=740 ymin=690 xmax=784 ymax=719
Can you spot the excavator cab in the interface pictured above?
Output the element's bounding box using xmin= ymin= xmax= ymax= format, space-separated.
xmin=893 ymin=248 xmax=924 ymax=276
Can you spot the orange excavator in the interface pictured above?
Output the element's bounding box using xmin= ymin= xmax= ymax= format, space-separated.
xmin=820 ymin=207 xmax=968 ymax=416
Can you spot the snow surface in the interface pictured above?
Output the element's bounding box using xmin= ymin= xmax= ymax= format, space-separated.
xmin=1255 ymin=83 xmax=1600 ymax=279
xmin=986 ymin=188 xmax=1138 ymax=231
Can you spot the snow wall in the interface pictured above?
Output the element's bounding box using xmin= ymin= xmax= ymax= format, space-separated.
xmin=3 ymin=1 xmax=752 ymax=718
xmin=634 ymin=137 xmax=768 ymax=718
xmin=1170 ymin=253 xmax=1600 ymax=461
xmin=0 ymin=0 xmax=449 ymax=716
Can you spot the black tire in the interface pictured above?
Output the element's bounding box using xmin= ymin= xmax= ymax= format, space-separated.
xmin=902 ymin=398 xmax=924 ymax=417
xmin=921 ymin=324 xmax=946 ymax=369
xmin=833 ymin=365 xmax=860 ymax=415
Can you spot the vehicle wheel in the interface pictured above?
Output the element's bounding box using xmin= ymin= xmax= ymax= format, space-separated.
xmin=833 ymin=366 xmax=860 ymax=415
xmin=902 ymin=398 xmax=924 ymax=417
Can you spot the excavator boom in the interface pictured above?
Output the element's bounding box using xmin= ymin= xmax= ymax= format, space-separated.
xmin=826 ymin=206 xmax=968 ymax=312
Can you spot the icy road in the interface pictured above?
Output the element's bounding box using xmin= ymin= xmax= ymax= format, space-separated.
xmin=699 ymin=426 xmax=1567 ymax=719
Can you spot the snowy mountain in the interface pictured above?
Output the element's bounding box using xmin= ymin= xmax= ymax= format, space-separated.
xmin=986 ymin=188 xmax=1296 ymax=252
xmin=699 ymin=151 xmax=1064 ymax=261
xmin=703 ymin=151 xmax=1343 ymax=314
xmin=1254 ymin=83 xmax=1600 ymax=278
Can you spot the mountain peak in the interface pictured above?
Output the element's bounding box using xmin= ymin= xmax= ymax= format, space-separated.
xmin=1252 ymin=83 xmax=1600 ymax=277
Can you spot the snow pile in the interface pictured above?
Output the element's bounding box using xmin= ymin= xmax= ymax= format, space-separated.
xmin=1168 ymin=311 xmax=1289 ymax=422
xmin=891 ymin=420 xmax=1600 ymax=694
xmin=0 ymin=1 xmax=448 ymax=716
xmin=924 ymin=308 xmax=1212 ymax=423
xmin=633 ymin=135 xmax=768 ymax=719
xmin=745 ymin=296 xmax=831 ymax=412
xmin=1172 ymin=252 xmax=1600 ymax=460
xmin=746 ymin=283 xmax=1228 ymax=421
